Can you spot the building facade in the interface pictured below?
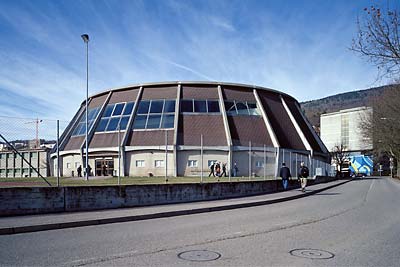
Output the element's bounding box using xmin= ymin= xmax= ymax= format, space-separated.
xmin=320 ymin=106 xmax=373 ymax=153
xmin=54 ymin=82 xmax=330 ymax=178
xmin=0 ymin=149 xmax=50 ymax=178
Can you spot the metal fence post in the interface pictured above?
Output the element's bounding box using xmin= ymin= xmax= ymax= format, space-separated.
xmin=118 ymin=124 xmax=121 ymax=185
xmin=165 ymin=130 xmax=168 ymax=182
xmin=200 ymin=134 xmax=203 ymax=183
xmin=249 ymin=141 xmax=251 ymax=180
xmin=57 ymin=120 xmax=60 ymax=187
xmin=263 ymin=144 xmax=266 ymax=180
xmin=289 ymin=150 xmax=292 ymax=176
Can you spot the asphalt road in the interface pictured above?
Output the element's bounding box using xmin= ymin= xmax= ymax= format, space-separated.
xmin=0 ymin=177 xmax=399 ymax=266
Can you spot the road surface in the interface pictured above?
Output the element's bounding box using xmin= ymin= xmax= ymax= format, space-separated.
xmin=0 ymin=177 xmax=399 ymax=266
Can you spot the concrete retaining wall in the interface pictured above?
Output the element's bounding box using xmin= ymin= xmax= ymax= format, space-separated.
xmin=0 ymin=176 xmax=337 ymax=216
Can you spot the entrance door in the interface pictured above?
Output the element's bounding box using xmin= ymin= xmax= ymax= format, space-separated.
xmin=95 ymin=159 xmax=114 ymax=176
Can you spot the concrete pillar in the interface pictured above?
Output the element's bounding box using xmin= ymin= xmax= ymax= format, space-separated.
xmin=217 ymin=85 xmax=233 ymax=177
xmin=121 ymin=86 xmax=144 ymax=177
xmin=173 ymin=84 xmax=181 ymax=177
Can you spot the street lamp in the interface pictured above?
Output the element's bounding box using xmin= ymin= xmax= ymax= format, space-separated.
xmin=81 ymin=34 xmax=89 ymax=181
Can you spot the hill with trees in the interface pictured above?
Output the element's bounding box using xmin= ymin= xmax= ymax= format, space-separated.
xmin=300 ymin=85 xmax=397 ymax=130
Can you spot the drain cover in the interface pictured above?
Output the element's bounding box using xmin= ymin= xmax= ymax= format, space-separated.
xmin=178 ymin=250 xmax=221 ymax=262
xmin=290 ymin=249 xmax=334 ymax=259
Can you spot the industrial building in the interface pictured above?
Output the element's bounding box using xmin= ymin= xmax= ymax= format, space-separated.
xmin=320 ymin=106 xmax=374 ymax=175
xmin=54 ymin=82 xmax=330 ymax=178
xmin=320 ymin=106 xmax=373 ymax=153
xmin=0 ymin=148 xmax=50 ymax=178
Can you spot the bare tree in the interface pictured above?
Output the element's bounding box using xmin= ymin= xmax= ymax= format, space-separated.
xmin=352 ymin=5 xmax=400 ymax=79
xmin=362 ymin=86 xmax=400 ymax=173
xmin=330 ymin=144 xmax=350 ymax=177
xmin=352 ymin=4 xmax=400 ymax=176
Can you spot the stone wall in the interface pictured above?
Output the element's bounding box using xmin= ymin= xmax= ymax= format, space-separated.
xmin=0 ymin=176 xmax=337 ymax=216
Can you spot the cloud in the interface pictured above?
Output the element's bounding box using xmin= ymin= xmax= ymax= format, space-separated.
xmin=0 ymin=0 xmax=387 ymax=128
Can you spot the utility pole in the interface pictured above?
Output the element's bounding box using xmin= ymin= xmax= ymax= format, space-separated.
xmin=81 ymin=34 xmax=90 ymax=181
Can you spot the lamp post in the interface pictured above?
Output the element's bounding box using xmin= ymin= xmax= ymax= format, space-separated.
xmin=81 ymin=34 xmax=89 ymax=181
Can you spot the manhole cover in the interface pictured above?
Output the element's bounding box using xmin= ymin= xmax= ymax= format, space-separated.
xmin=290 ymin=249 xmax=334 ymax=259
xmin=178 ymin=250 xmax=221 ymax=262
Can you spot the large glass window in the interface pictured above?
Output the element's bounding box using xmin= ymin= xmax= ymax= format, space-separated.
xmin=247 ymin=103 xmax=259 ymax=115
xmin=146 ymin=115 xmax=162 ymax=129
xmin=137 ymin=101 xmax=150 ymax=114
xmin=181 ymin=99 xmax=220 ymax=113
xmin=106 ymin=117 xmax=121 ymax=131
xmin=72 ymin=106 xmax=101 ymax=136
xmin=95 ymin=102 xmax=135 ymax=133
xmin=207 ymin=100 xmax=220 ymax=113
xmin=194 ymin=100 xmax=207 ymax=112
xmin=161 ymin=114 xmax=175 ymax=128
xmin=123 ymin=102 xmax=134 ymax=115
xmin=180 ymin=100 xmax=193 ymax=113
xmin=150 ymin=100 xmax=164 ymax=113
xmin=112 ymin=103 xmax=124 ymax=116
xmin=164 ymin=100 xmax=176 ymax=113
xmin=224 ymin=100 xmax=260 ymax=116
xmin=133 ymin=115 xmax=147 ymax=129
xmin=132 ymin=99 xmax=176 ymax=130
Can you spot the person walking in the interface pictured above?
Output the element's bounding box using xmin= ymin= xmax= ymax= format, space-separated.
xmin=77 ymin=165 xmax=82 ymax=177
xmin=233 ymin=162 xmax=238 ymax=177
xmin=87 ymin=165 xmax=92 ymax=177
xmin=215 ymin=162 xmax=221 ymax=177
xmin=298 ymin=161 xmax=309 ymax=192
xmin=221 ymin=163 xmax=227 ymax=177
xmin=208 ymin=162 xmax=215 ymax=177
xmin=279 ymin=162 xmax=291 ymax=190
xmin=102 ymin=164 xmax=107 ymax=176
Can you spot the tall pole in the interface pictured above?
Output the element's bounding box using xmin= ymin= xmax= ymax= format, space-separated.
xmin=118 ymin=124 xmax=121 ymax=185
xmin=57 ymin=120 xmax=60 ymax=187
xmin=201 ymin=134 xmax=203 ymax=183
xmin=81 ymin=34 xmax=89 ymax=181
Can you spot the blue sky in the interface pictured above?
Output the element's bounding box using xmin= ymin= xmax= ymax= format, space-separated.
xmin=0 ymin=0 xmax=390 ymax=122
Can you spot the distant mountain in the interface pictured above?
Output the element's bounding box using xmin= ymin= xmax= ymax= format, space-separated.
xmin=300 ymin=85 xmax=399 ymax=131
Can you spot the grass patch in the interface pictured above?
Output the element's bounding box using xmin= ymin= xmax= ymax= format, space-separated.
xmin=0 ymin=175 xmax=276 ymax=187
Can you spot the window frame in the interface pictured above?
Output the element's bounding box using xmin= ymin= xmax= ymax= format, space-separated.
xmin=187 ymin=160 xmax=198 ymax=168
xmin=255 ymin=161 xmax=263 ymax=168
xmin=154 ymin=160 xmax=165 ymax=168
xmin=95 ymin=101 xmax=135 ymax=133
xmin=133 ymin=99 xmax=175 ymax=131
xmin=136 ymin=160 xmax=145 ymax=168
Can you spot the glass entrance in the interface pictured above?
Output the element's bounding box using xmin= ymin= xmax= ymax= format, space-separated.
xmin=95 ymin=159 xmax=114 ymax=176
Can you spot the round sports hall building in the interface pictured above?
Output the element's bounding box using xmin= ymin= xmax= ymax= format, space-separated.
xmin=55 ymin=81 xmax=330 ymax=178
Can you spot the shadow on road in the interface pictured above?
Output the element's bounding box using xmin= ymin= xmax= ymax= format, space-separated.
xmin=313 ymin=192 xmax=341 ymax=196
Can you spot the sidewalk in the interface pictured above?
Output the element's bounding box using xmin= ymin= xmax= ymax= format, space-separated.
xmin=0 ymin=179 xmax=350 ymax=235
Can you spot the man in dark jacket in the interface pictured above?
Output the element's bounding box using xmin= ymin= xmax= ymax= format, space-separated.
xmin=279 ymin=162 xmax=291 ymax=190
xmin=208 ymin=162 xmax=215 ymax=177
xmin=298 ymin=161 xmax=309 ymax=192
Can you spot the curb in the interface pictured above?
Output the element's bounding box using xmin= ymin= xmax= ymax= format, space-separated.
xmin=0 ymin=180 xmax=351 ymax=235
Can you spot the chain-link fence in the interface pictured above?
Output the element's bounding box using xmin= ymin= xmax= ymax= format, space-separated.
xmin=0 ymin=116 xmax=69 ymax=185
xmin=1 ymin=119 xmax=332 ymax=186
xmin=175 ymin=136 xmax=331 ymax=181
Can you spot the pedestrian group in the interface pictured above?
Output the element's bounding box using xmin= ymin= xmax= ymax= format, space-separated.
xmin=279 ymin=161 xmax=309 ymax=192
xmin=209 ymin=161 xmax=229 ymax=177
